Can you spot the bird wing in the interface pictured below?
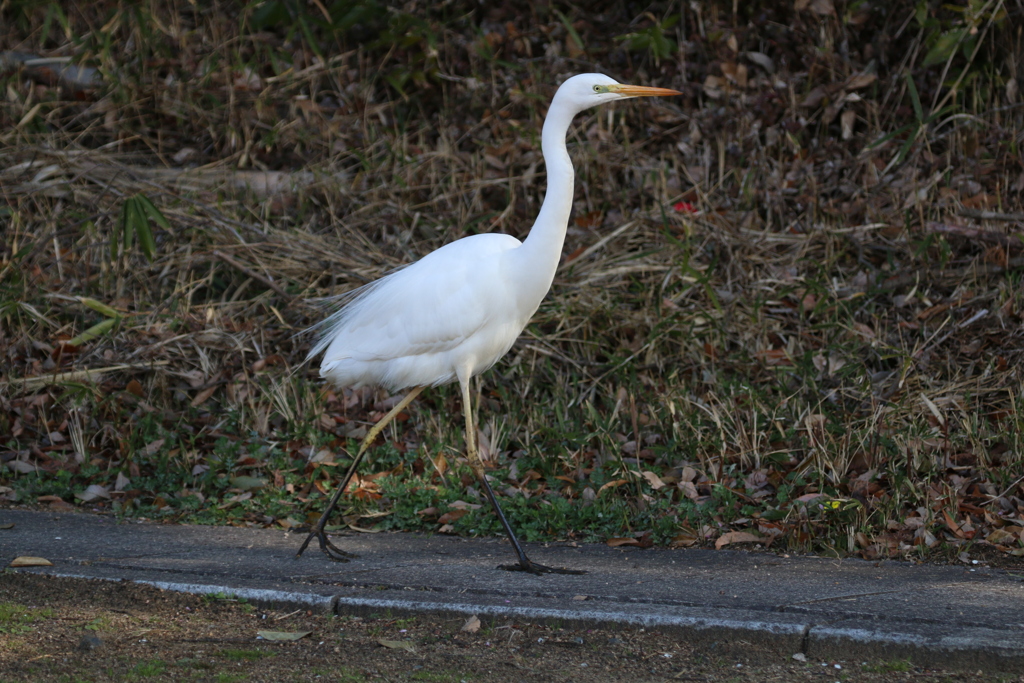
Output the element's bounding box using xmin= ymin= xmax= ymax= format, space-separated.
xmin=312 ymin=233 xmax=523 ymax=368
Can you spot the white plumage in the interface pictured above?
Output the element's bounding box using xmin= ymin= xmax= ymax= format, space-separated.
xmin=310 ymin=233 xmax=525 ymax=391
xmin=297 ymin=73 xmax=679 ymax=574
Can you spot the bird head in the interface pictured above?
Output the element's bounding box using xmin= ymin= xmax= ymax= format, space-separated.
xmin=553 ymin=73 xmax=680 ymax=115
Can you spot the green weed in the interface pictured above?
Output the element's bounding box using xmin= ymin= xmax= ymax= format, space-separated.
xmin=862 ymin=658 xmax=914 ymax=673
xmin=128 ymin=659 xmax=166 ymax=678
xmin=83 ymin=615 xmax=111 ymax=632
xmin=214 ymin=674 xmax=247 ymax=683
xmin=218 ymin=649 xmax=268 ymax=661
xmin=410 ymin=670 xmax=472 ymax=682
xmin=0 ymin=602 xmax=55 ymax=634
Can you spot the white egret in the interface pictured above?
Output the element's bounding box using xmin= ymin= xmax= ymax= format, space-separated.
xmin=297 ymin=73 xmax=679 ymax=574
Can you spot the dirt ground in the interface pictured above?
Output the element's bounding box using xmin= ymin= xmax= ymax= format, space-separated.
xmin=0 ymin=573 xmax=1018 ymax=683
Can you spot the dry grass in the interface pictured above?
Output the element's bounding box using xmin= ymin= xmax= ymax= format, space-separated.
xmin=2 ymin=0 xmax=1024 ymax=562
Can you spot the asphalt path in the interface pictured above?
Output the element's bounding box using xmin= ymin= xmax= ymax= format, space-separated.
xmin=2 ymin=508 xmax=1022 ymax=671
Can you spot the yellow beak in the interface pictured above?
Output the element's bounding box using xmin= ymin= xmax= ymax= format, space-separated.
xmin=607 ymin=84 xmax=681 ymax=97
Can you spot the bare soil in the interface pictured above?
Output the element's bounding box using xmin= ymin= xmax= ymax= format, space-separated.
xmin=0 ymin=572 xmax=1017 ymax=683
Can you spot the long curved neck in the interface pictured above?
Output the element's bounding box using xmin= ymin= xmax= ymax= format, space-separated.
xmin=510 ymin=100 xmax=578 ymax=306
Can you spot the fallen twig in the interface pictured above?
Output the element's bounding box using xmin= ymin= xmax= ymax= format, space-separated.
xmin=958 ymin=209 xmax=1024 ymax=223
xmin=874 ymin=257 xmax=1024 ymax=291
xmin=927 ymin=222 xmax=1024 ymax=249
xmin=7 ymin=361 xmax=170 ymax=391
xmin=212 ymin=249 xmax=293 ymax=301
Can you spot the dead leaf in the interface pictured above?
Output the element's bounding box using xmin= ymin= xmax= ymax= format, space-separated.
xmin=574 ymin=210 xmax=603 ymax=228
xmin=217 ymin=491 xmax=252 ymax=509
xmin=800 ymin=85 xmax=828 ymax=109
xmin=755 ymin=348 xmax=791 ymax=365
xmin=720 ymin=61 xmax=748 ymax=89
xmin=75 ymin=484 xmax=111 ymax=502
xmin=10 ymin=556 xmax=53 ymax=567
xmin=986 ymin=528 xmax=1018 ymax=545
xmin=309 ymin=449 xmax=334 ymax=464
xmin=715 ymin=531 xmax=760 ymax=549
xmin=598 ymin=479 xmax=629 ymax=495
xmin=125 ymin=379 xmax=144 ymax=397
xmin=257 ymin=630 xmax=312 ymax=641
xmin=852 ymin=322 xmax=875 ymax=339
xmin=920 ymin=394 xmax=945 ymax=426
xmin=142 ymin=439 xmax=165 ymax=456
xmin=678 ymin=481 xmax=699 ymax=500
xmin=461 ymin=615 xmax=481 ymax=633
xmin=37 ymin=495 xmax=74 ymax=511
xmin=5 ymin=460 xmax=38 ymax=474
xmin=915 ymin=528 xmax=938 ymax=548
xmin=0 ymin=523 xmax=14 ymax=530
xmin=796 ymin=493 xmax=826 ymax=503
xmin=642 ymin=471 xmax=666 ymax=490
xmin=702 ymin=75 xmax=724 ymax=100
xmin=191 ymin=385 xmax=217 ymax=407
xmin=846 ymin=73 xmax=877 ymax=90
xmin=437 ymin=509 xmax=468 ymax=524
xmin=378 ymin=639 xmax=416 ymax=652
xmin=606 ymin=537 xmax=641 ymax=547
xmin=809 ymin=0 xmax=835 ymax=14
xmin=841 ymin=109 xmax=856 ymax=140
xmin=670 ymin=530 xmax=698 ymax=548
xmin=744 ymin=51 xmax=774 ymax=73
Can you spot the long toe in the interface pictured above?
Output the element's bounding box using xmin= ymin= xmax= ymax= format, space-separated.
xmin=498 ymin=560 xmax=585 ymax=575
xmin=295 ymin=529 xmax=357 ymax=562
xmin=321 ymin=536 xmax=359 ymax=562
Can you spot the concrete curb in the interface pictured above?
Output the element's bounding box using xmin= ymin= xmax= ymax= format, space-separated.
xmin=33 ymin=567 xmax=1024 ymax=672
xmin=3 ymin=509 xmax=1023 ymax=671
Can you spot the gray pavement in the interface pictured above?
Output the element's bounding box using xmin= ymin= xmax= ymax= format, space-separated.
xmin=2 ymin=508 xmax=1023 ymax=671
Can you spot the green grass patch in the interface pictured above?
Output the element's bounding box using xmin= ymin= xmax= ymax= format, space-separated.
xmin=218 ymin=649 xmax=268 ymax=661
xmin=214 ymin=674 xmax=247 ymax=683
xmin=127 ymin=659 xmax=166 ymax=678
xmin=82 ymin=615 xmax=111 ymax=632
xmin=411 ymin=670 xmax=473 ymax=682
xmin=862 ymin=659 xmax=915 ymax=673
xmin=0 ymin=602 xmax=56 ymax=634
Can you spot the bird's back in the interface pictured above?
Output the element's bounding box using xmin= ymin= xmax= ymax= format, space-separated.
xmin=313 ymin=233 xmax=527 ymax=390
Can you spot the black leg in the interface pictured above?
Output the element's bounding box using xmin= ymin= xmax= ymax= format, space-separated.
xmin=477 ymin=472 xmax=585 ymax=575
xmin=295 ymin=455 xmax=364 ymax=561
xmin=296 ymin=386 xmax=425 ymax=561
xmin=458 ymin=376 xmax=584 ymax=575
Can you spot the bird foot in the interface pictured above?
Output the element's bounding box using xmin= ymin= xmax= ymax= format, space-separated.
xmin=295 ymin=528 xmax=359 ymax=562
xmin=498 ymin=560 xmax=586 ymax=575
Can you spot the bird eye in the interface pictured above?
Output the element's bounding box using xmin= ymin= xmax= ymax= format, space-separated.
xmin=593 ymin=85 xmax=601 ymax=92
